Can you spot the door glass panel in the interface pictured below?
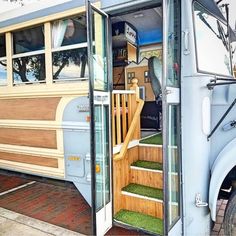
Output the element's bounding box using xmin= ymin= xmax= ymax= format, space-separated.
xmin=166 ymin=0 xmax=181 ymax=87
xmin=95 ymin=105 xmax=110 ymax=211
xmin=92 ymin=11 xmax=108 ymax=91
xmin=168 ymin=105 xmax=180 ymax=227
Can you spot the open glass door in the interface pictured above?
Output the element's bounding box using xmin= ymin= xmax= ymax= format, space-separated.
xmin=86 ymin=1 xmax=112 ymax=236
xmin=163 ymin=0 xmax=182 ymax=235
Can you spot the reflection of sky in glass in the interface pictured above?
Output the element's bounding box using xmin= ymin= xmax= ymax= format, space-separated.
xmin=194 ymin=3 xmax=231 ymax=76
xmin=53 ymin=48 xmax=88 ymax=81
xmin=0 ymin=60 xmax=7 ymax=85
xmin=53 ymin=61 xmax=88 ymax=80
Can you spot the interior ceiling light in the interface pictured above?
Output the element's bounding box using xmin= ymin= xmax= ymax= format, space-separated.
xmin=133 ymin=13 xmax=144 ymax=18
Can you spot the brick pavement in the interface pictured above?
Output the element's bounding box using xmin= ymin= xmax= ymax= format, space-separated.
xmin=0 ymin=174 xmax=92 ymax=235
xmin=0 ymin=171 xmax=228 ymax=236
xmin=211 ymin=199 xmax=228 ymax=236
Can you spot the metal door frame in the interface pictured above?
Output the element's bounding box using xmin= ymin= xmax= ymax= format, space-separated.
xmin=162 ymin=0 xmax=183 ymax=235
xmin=86 ymin=1 xmax=113 ymax=235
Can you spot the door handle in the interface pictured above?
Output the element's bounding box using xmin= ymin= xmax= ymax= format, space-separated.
xmin=183 ymin=29 xmax=190 ymax=55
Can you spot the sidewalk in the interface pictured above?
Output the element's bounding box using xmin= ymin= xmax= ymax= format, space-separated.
xmin=0 ymin=207 xmax=83 ymax=236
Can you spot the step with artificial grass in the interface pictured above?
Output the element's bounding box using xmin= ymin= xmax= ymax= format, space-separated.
xmin=114 ymin=209 xmax=163 ymax=235
xmin=131 ymin=160 xmax=162 ymax=171
xmin=122 ymin=183 xmax=163 ymax=200
xmin=140 ymin=133 xmax=163 ymax=145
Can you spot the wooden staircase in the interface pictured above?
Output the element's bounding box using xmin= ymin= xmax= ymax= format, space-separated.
xmin=113 ymin=144 xmax=164 ymax=235
xmin=112 ymin=79 xmax=163 ymax=235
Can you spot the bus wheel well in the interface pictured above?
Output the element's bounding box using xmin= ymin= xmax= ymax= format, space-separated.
xmin=218 ymin=166 xmax=236 ymax=200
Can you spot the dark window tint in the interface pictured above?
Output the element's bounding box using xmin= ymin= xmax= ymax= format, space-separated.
xmin=13 ymin=26 xmax=45 ymax=54
xmin=0 ymin=35 xmax=6 ymax=57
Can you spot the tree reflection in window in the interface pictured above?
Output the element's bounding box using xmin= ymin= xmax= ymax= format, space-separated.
xmin=53 ymin=48 xmax=88 ymax=80
xmin=52 ymin=15 xmax=88 ymax=81
xmin=13 ymin=26 xmax=45 ymax=84
xmin=13 ymin=55 xmax=45 ymax=84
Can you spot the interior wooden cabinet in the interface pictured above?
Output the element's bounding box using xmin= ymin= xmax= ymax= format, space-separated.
xmin=127 ymin=42 xmax=137 ymax=62
xmin=113 ymin=42 xmax=137 ymax=67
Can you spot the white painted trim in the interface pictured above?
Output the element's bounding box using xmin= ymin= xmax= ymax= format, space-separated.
xmin=96 ymin=202 xmax=112 ymax=236
xmin=0 ymin=181 xmax=36 ymax=196
xmin=52 ymin=42 xmax=88 ymax=52
xmin=130 ymin=165 xmax=163 ymax=173
xmin=113 ymin=140 xmax=139 ymax=155
xmin=122 ymin=190 xmax=163 ymax=203
xmin=139 ymin=143 xmax=163 ymax=148
xmin=112 ymin=90 xmax=135 ymax=94
xmin=12 ymin=49 xmax=45 ymax=59
xmin=166 ymin=87 xmax=180 ymax=103
xmin=53 ymin=77 xmax=89 ymax=82
xmin=0 ymin=56 xmax=6 ymax=61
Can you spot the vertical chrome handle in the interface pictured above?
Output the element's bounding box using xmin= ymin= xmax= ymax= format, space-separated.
xmin=183 ymin=30 xmax=190 ymax=55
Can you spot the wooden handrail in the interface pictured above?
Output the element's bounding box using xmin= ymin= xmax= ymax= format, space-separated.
xmin=113 ymin=98 xmax=144 ymax=161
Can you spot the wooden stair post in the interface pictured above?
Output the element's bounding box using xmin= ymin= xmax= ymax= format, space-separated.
xmin=130 ymin=78 xmax=141 ymax=140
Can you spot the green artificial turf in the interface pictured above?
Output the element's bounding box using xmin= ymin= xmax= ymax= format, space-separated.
xmin=140 ymin=133 xmax=163 ymax=145
xmin=131 ymin=160 xmax=163 ymax=171
xmin=115 ymin=209 xmax=163 ymax=235
xmin=122 ymin=183 xmax=163 ymax=200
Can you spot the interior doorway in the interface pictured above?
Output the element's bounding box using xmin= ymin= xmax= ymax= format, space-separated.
xmin=110 ymin=5 xmax=165 ymax=235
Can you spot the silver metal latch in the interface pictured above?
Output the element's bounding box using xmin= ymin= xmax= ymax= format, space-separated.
xmin=183 ymin=29 xmax=190 ymax=55
xmin=195 ymin=193 xmax=208 ymax=207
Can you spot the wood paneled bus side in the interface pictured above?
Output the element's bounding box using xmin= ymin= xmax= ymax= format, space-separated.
xmin=0 ymin=5 xmax=91 ymax=178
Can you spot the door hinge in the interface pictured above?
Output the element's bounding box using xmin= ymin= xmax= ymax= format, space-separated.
xmin=195 ymin=193 xmax=208 ymax=207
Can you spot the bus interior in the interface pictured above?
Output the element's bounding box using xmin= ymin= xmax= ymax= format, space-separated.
xmin=109 ymin=4 xmax=170 ymax=235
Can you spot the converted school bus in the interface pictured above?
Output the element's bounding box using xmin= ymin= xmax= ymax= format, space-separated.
xmin=0 ymin=0 xmax=236 ymax=235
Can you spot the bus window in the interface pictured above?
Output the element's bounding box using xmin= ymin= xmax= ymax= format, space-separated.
xmin=12 ymin=25 xmax=46 ymax=84
xmin=0 ymin=34 xmax=7 ymax=86
xmin=51 ymin=15 xmax=88 ymax=81
xmin=193 ymin=2 xmax=231 ymax=76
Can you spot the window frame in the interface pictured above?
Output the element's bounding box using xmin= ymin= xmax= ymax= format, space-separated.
xmin=12 ymin=25 xmax=46 ymax=85
xmin=0 ymin=5 xmax=91 ymax=97
xmin=192 ymin=1 xmax=233 ymax=77
xmin=51 ymin=15 xmax=88 ymax=83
